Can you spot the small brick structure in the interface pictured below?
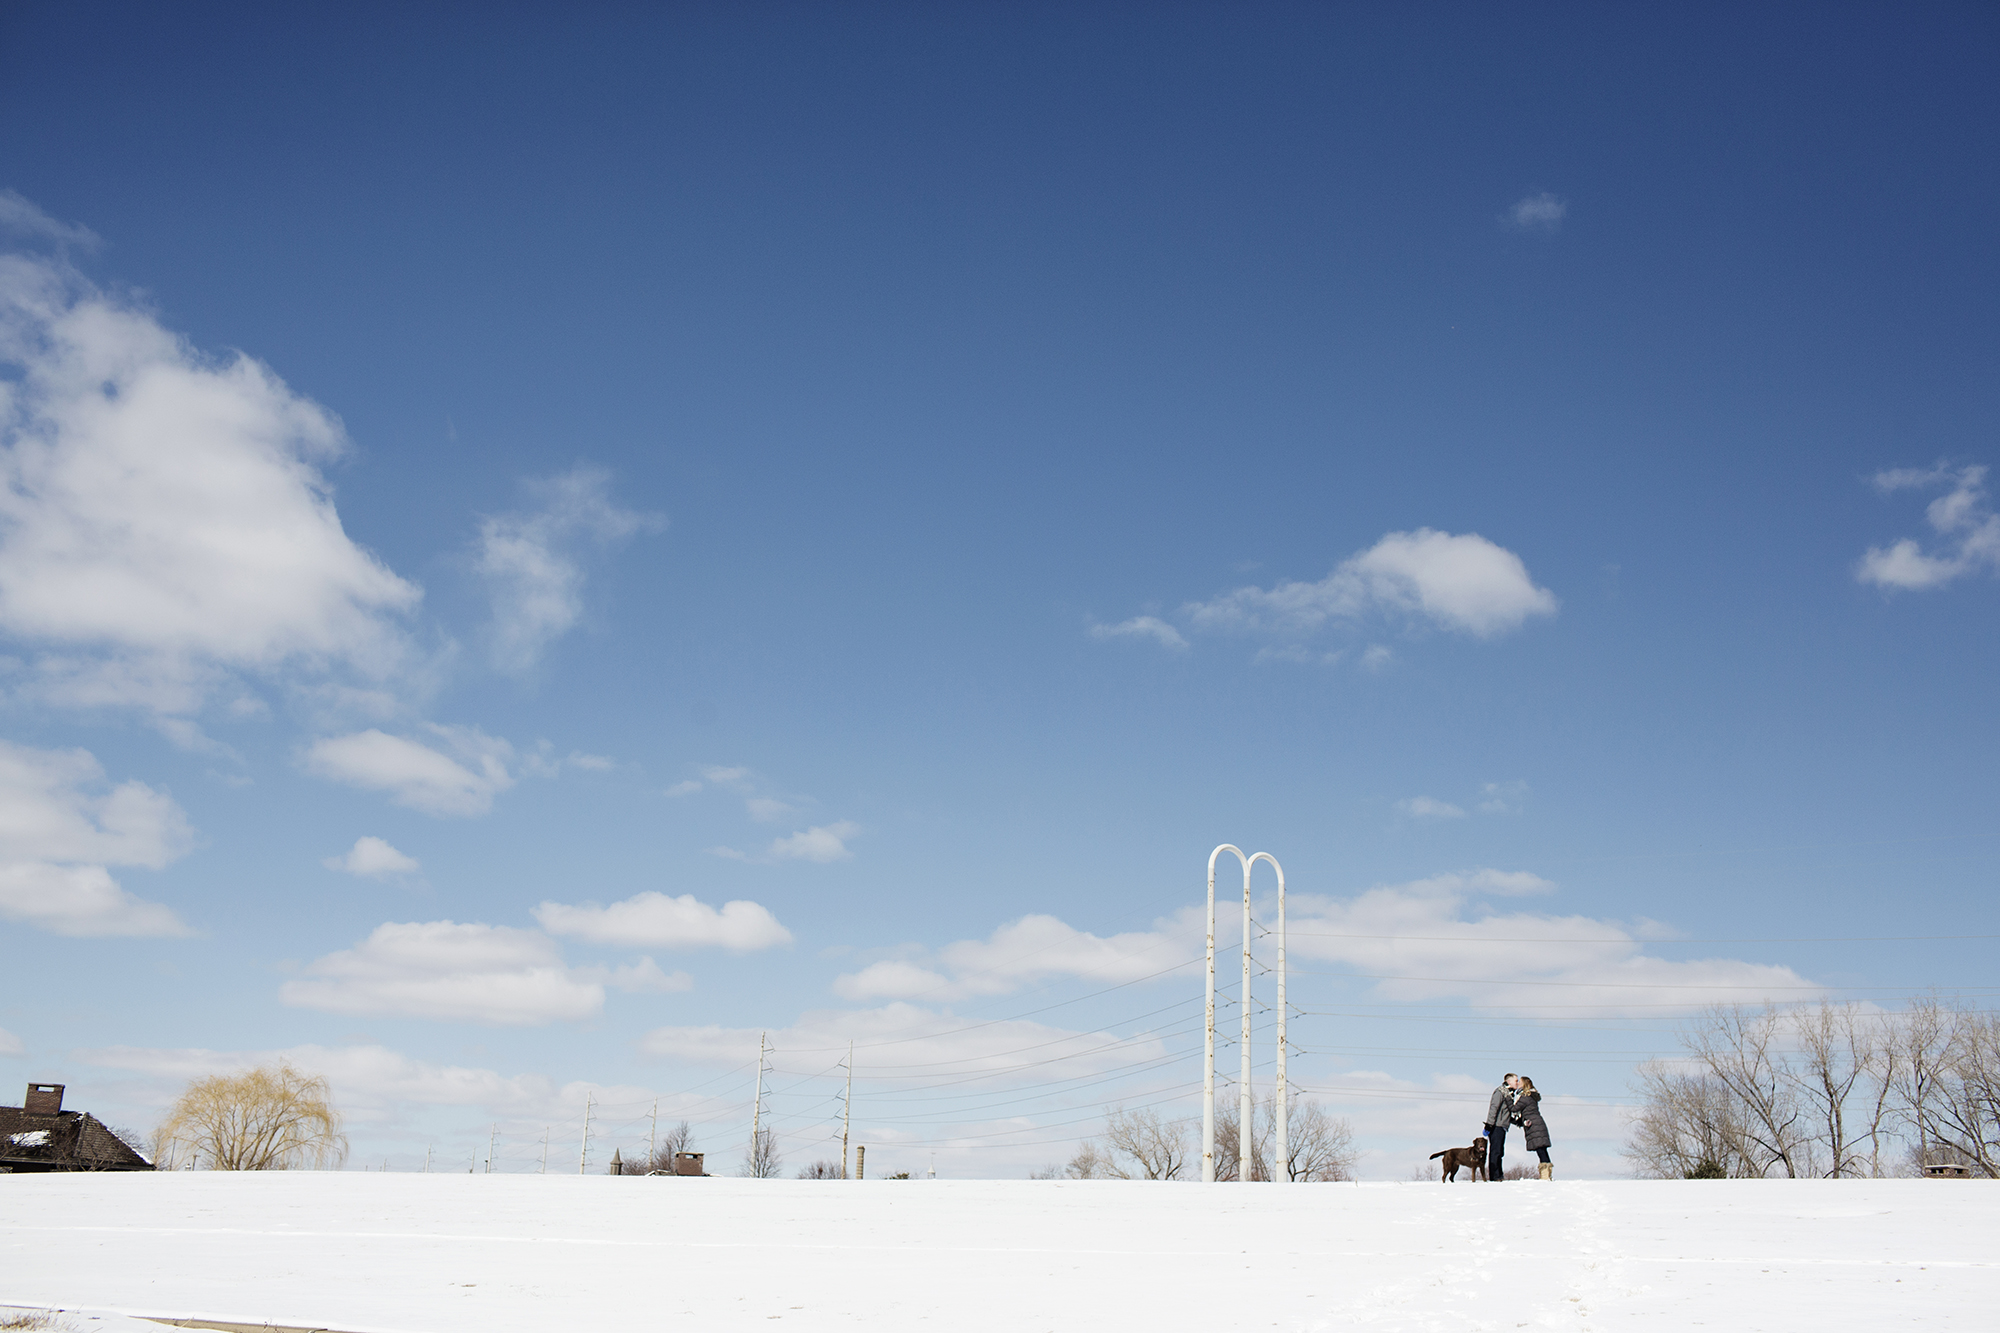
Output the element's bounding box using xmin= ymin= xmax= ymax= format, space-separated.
xmin=0 ymin=1083 xmax=153 ymax=1173
xmin=1922 ymin=1163 xmax=1972 ymax=1179
xmin=671 ymin=1151 xmax=707 ymax=1176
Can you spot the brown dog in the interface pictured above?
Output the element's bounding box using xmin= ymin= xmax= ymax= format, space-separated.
xmin=1429 ymin=1135 xmax=1488 ymax=1182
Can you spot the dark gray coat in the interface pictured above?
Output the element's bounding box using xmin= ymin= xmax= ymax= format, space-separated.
xmin=1516 ymin=1090 xmax=1551 ymax=1151
xmin=1484 ymin=1084 xmax=1515 ymax=1131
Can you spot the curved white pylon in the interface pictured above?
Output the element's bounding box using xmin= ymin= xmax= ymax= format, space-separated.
xmin=1204 ymin=844 xmax=1287 ymax=1183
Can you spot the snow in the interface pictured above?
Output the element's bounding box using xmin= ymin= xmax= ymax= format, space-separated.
xmin=1 ymin=1174 xmax=1994 ymax=1331
xmin=8 ymin=1130 xmax=51 ymax=1147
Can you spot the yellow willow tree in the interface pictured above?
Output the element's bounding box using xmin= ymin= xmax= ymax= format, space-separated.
xmin=156 ymin=1063 xmax=348 ymax=1170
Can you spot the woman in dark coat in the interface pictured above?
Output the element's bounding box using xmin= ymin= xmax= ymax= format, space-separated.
xmin=1514 ymin=1075 xmax=1553 ymax=1179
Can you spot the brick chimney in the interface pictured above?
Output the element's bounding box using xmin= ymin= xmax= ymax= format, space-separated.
xmin=24 ymin=1083 xmax=64 ymax=1115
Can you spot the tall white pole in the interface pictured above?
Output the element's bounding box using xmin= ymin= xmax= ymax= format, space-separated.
xmin=648 ymin=1099 xmax=658 ymax=1174
xmin=578 ymin=1094 xmax=594 ymax=1175
xmin=1250 ymin=852 xmax=1287 ymax=1181
xmin=842 ymin=1039 xmax=854 ymax=1180
xmin=1239 ymin=851 xmax=1254 ymax=1181
xmin=750 ymin=1031 xmax=768 ymax=1177
xmin=1204 ymin=844 xmax=1243 ymax=1184
xmin=487 ymin=1123 xmax=497 ymax=1174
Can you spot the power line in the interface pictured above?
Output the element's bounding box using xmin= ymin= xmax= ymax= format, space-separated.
xmin=1282 ymin=930 xmax=2000 ymax=945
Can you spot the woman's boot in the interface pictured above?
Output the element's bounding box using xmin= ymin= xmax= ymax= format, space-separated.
xmin=1538 ymin=1163 xmax=1553 ymax=1181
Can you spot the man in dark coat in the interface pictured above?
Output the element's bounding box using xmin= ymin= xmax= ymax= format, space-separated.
xmin=1483 ymin=1073 xmax=1519 ymax=1182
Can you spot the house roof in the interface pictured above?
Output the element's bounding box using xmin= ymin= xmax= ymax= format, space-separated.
xmin=0 ymin=1107 xmax=153 ymax=1171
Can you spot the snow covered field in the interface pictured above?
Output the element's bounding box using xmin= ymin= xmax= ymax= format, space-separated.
xmin=3 ymin=1174 xmax=1994 ymax=1331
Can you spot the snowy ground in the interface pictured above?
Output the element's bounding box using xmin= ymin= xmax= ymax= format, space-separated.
xmin=2 ymin=1174 xmax=1994 ymax=1331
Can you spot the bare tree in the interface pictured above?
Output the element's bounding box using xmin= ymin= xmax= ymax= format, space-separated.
xmin=155 ymin=1063 xmax=347 ymax=1171
xmin=1211 ymin=1100 xmax=1265 ymax=1182
xmin=1887 ymin=997 xmax=1952 ymax=1169
xmin=1684 ymin=1004 xmax=1807 ymax=1177
xmin=1927 ymin=1007 xmax=2000 ymax=1176
xmin=1278 ymin=1096 xmax=1356 ymax=1182
xmin=618 ymin=1120 xmax=696 ymax=1174
xmin=1213 ymin=1093 xmax=1351 ymax=1181
xmin=1788 ymin=1002 xmax=1883 ymax=1178
xmin=740 ymin=1127 xmax=782 ymax=1178
xmin=1063 ymin=1139 xmax=1115 ymax=1179
xmin=1631 ymin=997 xmax=2000 ymax=1180
xmin=797 ymin=1159 xmax=842 ymax=1179
xmin=1100 ymin=1105 xmax=1196 ymax=1180
xmin=1884 ymin=997 xmax=2000 ymax=1176
xmin=1625 ymin=1062 xmax=1762 ymax=1178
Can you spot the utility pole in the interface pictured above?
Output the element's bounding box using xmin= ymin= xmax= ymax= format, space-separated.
xmin=1204 ymin=844 xmax=1243 ymax=1183
xmin=1239 ymin=846 xmax=1254 ymax=1181
xmin=424 ymin=1144 xmax=432 ymax=1173
xmin=540 ymin=1126 xmax=550 ymax=1174
xmin=578 ymin=1093 xmax=594 ymax=1175
xmin=1204 ymin=844 xmax=1288 ymax=1183
xmin=1246 ymin=851 xmax=1286 ymax=1182
xmin=841 ymin=1040 xmax=853 ymax=1180
xmin=749 ymin=1031 xmax=768 ymax=1177
xmin=648 ymin=1099 xmax=659 ymax=1174
xmin=487 ymin=1123 xmax=498 ymax=1174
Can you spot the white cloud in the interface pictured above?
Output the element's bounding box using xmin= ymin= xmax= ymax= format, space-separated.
xmin=834 ymin=912 xmax=1194 ymax=1002
xmin=279 ymin=920 xmax=605 ymax=1026
xmin=664 ymin=779 xmax=703 ymax=797
xmin=1396 ymin=795 xmax=1467 ymax=820
xmin=640 ymin=1001 xmax=1163 ymax=1083
xmin=1507 ymin=192 xmax=1567 ymax=230
xmin=323 ymin=835 xmax=420 ymax=880
xmin=302 ymin=724 xmax=514 ymax=817
xmin=518 ymin=743 xmax=617 ymax=779
xmin=0 ymin=739 xmax=191 ymax=936
xmin=475 ymin=467 xmax=660 ymax=673
xmin=532 ymin=890 xmax=793 ymax=951
xmin=768 ymin=821 xmax=860 ymax=863
xmin=831 ymin=866 xmax=1812 ymax=1019
xmin=745 ymin=797 xmax=794 ymax=822
xmin=76 ymin=1041 xmax=664 ymax=1127
xmin=1182 ymin=529 xmax=1557 ymax=639
xmin=1252 ymin=644 xmax=1344 ymax=666
xmin=1283 ymin=870 xmax=1817 ymax=1014
xmin=1478 ymin=779 xmax=1529 ymax=814
xmin=0 ymin=191 xmax=99 ymax=249
xmin=831 ymin=959 xmax=957 ymax=1001
xmin=0 ymin=1025 xmax=23 ymax=1056
xmin=0 ymin=250 xmax=421 ymax=722
xmin=1857 ymin=463 xmax=2000 ymax=591
xmin=594 ymin=957 xmax=694 ymax=994
xmin=1088 ymin=616 xmax=1188 ymax=650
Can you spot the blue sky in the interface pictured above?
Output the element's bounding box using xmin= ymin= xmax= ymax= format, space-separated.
xmin=1 ymin=2 xmax=1995 ymax=1177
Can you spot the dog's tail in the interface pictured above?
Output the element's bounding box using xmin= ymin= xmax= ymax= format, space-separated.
xmin=1427 ymin=1150 xmax=1446 ymax=1160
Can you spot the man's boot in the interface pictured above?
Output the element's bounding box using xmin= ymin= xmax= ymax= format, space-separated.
xmin=1538 ymin=1163 xmax=1553 ymax=1181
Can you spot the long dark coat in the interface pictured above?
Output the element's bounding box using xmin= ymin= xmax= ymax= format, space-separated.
xmin=1516 ymin=1090 xmax=1551 ymax=1151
